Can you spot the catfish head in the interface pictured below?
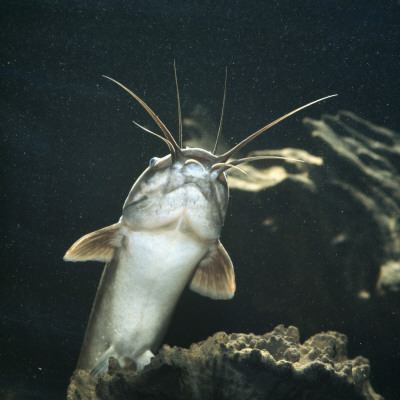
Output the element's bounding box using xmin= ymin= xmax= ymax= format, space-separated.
xmin=121 ymin=148 xmax=229 ymax=242
xmin=103 ymin=73 xmax=335 ymax=243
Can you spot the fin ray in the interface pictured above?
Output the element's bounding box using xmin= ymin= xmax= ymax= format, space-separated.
xmin=90 ymin=346 xmax=116 ymax=377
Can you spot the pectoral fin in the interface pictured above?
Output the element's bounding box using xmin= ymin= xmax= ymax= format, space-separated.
xmin=190 ymin=240 xmax=235 ymax=300
xmin=64 ymin=223 xmax=124 ymax=262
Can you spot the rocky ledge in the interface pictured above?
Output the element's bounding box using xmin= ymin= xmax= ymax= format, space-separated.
xmin=67 ymin=325 xmax=383 ymax=400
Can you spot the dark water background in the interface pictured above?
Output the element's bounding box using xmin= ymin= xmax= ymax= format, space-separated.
xmin=2 ymin=1 xmax=399 ymax=398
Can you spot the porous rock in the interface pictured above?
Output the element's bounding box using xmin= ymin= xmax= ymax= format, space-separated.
xmin=67 ymin=325 xmax=383 ymax=400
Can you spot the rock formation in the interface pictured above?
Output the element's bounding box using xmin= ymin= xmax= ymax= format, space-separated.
xmin=67 ymin=325 xmax=382 ymax=400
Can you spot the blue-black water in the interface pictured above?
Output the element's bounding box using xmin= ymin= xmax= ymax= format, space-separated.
xmin=1 ymin=1 xmax=399 ymax=398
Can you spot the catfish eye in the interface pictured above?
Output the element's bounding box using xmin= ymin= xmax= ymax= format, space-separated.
xmin=149 ymin=157 xmax=159 ymax=167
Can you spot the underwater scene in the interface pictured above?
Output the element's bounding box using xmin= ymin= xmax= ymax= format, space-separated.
xmin=2 ymin=1 xmax=400 ymax=399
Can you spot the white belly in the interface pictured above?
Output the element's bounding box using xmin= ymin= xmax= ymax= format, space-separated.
xmin=77 ymin=222 xmax=210 ymax=374
xmin=112 ymin=228 xmax=209 ymax=356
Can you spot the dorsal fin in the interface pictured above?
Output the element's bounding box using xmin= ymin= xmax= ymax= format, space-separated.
xmin=64 ymin=223 xmax=124 ymax=263
xmin=190 ymin=240 xmax=235 ymax=300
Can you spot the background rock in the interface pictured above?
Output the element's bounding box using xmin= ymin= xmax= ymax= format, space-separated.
xmin=228 ymin=110 xmax=400 ymax=303
xmin=215 ymin=111 xmax=399 ymax=400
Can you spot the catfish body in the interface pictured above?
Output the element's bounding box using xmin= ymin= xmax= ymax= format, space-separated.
xmin=64 ymin=149 xmax=235 ymax=376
